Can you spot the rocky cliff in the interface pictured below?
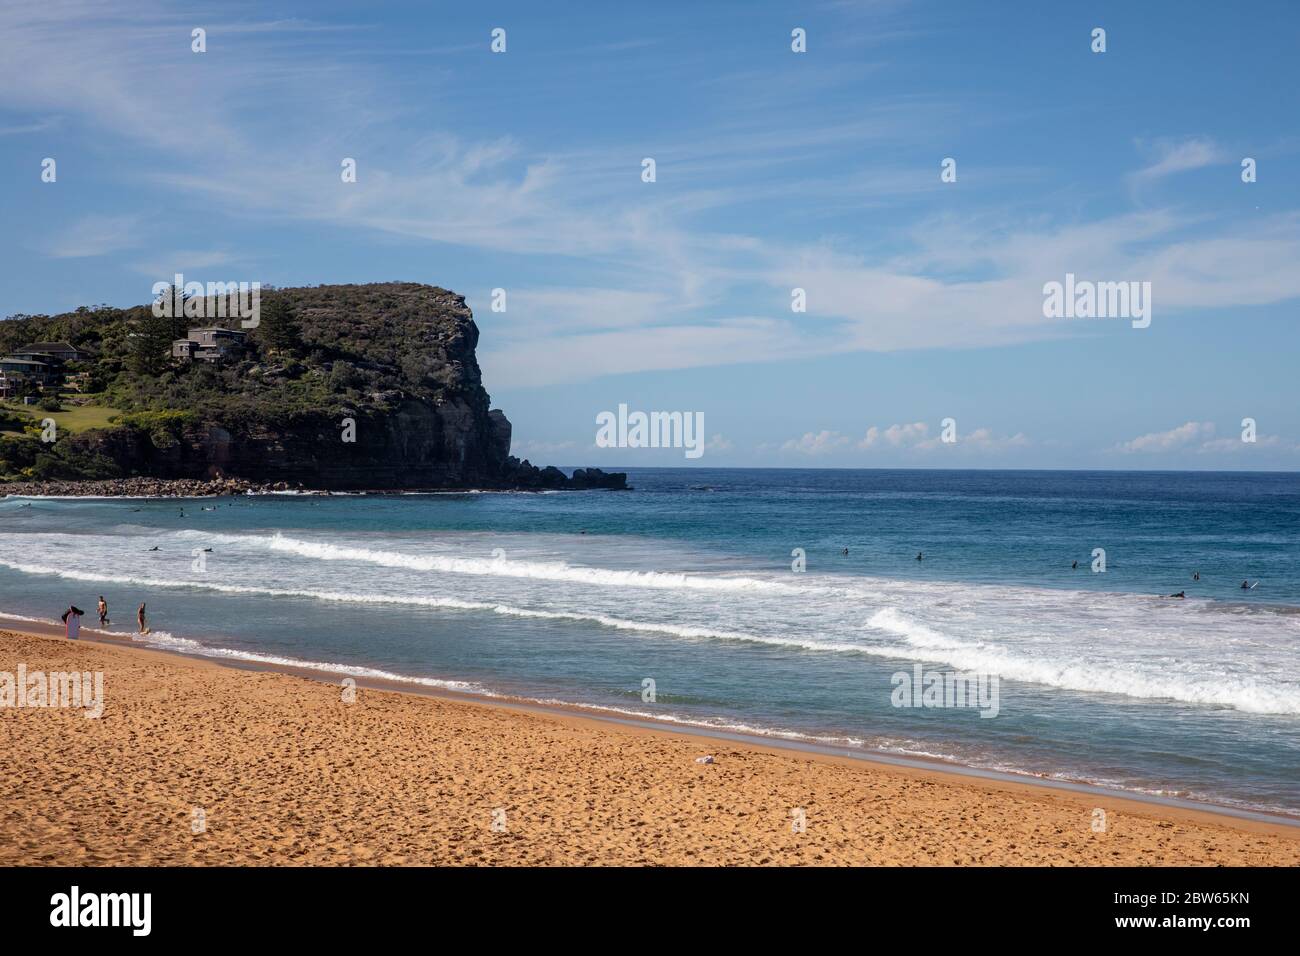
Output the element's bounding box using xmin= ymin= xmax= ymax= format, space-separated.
xmin=0 ymin=282 xmax=626 ymax=492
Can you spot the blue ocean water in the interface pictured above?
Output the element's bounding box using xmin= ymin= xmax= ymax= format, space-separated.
xmin=2 ymin=468 xmax=1298 ymax=815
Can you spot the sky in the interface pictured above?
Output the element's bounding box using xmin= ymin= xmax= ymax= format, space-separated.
xmin=0 ymin=0 xmax=1297 ymax=470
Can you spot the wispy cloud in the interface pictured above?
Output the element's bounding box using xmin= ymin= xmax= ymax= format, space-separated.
xmin=1131 ymin=137 xmax=1228 ymax=183
xmin=42 ymin=214 xmax=141 ymax=258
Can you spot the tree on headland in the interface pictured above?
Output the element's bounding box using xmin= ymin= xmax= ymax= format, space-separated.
xmin=257 ymin=296 xmax=303 ymax=356
xmin=129 ymin=287 xmax=182 ymax=377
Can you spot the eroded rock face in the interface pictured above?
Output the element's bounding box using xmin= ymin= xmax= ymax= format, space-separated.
xmin=63 ymin=404 xmax=625 ymax=491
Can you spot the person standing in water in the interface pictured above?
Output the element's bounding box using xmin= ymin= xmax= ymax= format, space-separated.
xmin=97 ymin=596 xmax=109 ymax=626
xmin=61 ymin=605 xmax=84 ymax=640
xmin=137 ymin=603 xmax=149 ymax=634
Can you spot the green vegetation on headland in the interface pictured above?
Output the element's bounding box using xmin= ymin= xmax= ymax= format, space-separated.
xmin=0 ymin=283 xmax=625 ymax=491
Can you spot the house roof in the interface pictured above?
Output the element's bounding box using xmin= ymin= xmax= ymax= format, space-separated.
xmin=0 ymin=357 xmax=51 ymax=367
xmin=20 ymin=342 xmax=83 ymax=352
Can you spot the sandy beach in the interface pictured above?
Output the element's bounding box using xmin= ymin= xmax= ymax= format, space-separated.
xmin=2 ymin=625 xmax=1297 ymax=866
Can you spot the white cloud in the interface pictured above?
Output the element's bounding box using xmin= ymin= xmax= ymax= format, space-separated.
xmin=781 ymin=430 xmax=852 ymax=456
xmin=777 ymin=423 xmax=1030 ymax=458
xmin=1115 ymin=421 xmax=1298 ymax=457
xmin=1116 ymin=421 xmax=1216 ymax=453
xmin=859 ymin=422 xmax=929 ymax=448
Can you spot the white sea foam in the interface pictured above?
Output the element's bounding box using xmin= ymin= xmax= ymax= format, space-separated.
xmin=180 ymin=530 xmax=801 ymax=594
xmin=6 ymin=522 xmax=1300 ymax=717
xmin=865 ymin=607 xmax=1300 ymax=715
xmin=0 ymin=557 xmax=861 ymax=651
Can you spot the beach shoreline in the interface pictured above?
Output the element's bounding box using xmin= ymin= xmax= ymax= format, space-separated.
xmin=6 ymin=613 xmax=1298 ymax=830
xmin=3 ymin=620 xmax=1298 ymax=866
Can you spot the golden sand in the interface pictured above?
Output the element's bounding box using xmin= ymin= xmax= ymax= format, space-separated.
xmin=2 ymin=628 xmax=1297 ymax=866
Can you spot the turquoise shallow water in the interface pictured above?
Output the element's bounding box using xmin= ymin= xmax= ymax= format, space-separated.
xmin=2 ymin=468 xmax=1298 ymax=814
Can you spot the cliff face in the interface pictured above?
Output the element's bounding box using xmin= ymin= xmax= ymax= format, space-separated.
xmin=4 ymin=282 xmax=626 ymax=491
xmin=73 ymin=398 xmax=524 ymax=489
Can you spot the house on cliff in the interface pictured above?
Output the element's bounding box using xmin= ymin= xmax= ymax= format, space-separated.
xmin=172 ymin=327 xmax=248 ymax=363
xmin=17 ymin=342 xmax=88 ymax=364
xmin=0 ymin=356 xmax=55 ymax=398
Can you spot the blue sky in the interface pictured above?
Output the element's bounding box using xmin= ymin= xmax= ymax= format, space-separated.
xmin=1 ymin=0 xmax=1297 ymax=469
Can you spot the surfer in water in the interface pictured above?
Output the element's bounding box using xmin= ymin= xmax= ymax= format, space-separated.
xmin=916 ymin=552 xmax=923 ymax=561
xmin=1072 ymin=560 xmax=1078 ymax=570
xmin=1193 ymin=571 xmax=1200 ymax=581
xmin=1241 ymin=580 xmax=1258 ymax=590
xmin=1168 ymin=591 xmax=1185 ymax=599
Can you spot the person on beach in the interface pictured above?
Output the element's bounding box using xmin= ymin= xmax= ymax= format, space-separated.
xmin=61 ymin=605 xmax=84 ymax=640
xmin=97 ymin=596 xmax=109 ymax=626
xmin=137 ymin=603 xmax=149 ymax=634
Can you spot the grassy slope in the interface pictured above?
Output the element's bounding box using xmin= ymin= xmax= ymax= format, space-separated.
xmin=0 ymin=401 xmax=120 ymax=434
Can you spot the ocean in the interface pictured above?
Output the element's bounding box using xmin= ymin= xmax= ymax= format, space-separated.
xmin=2 ymin=468 xmax=1298 ymax=816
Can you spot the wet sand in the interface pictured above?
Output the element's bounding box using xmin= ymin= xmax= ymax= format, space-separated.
xmin=2 ymin=627 xmax=1297 ymax=866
